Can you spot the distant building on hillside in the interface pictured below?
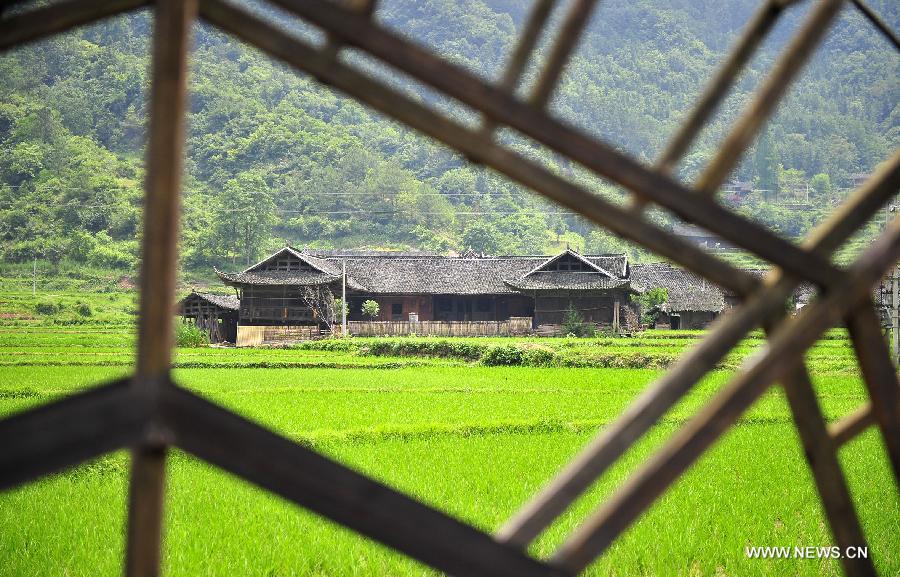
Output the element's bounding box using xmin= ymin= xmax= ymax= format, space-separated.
xmin=670 ymin=223 xmax=733 ymax=251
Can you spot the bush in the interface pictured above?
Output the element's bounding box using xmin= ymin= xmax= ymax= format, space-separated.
xmin=480 ymin=345 xmax=523 ymax=366
xmin=562 ymin=307 xmax=596 ymax=337
xmin=34 ymin=300 xmax=62 ymax=315
xmin=521 ymin=345 xmax=556 ymax=366
xmin=176 ymin=323 xmax=208 ymax=347
xmin=75 ymin=302 xmax=92 ymax=317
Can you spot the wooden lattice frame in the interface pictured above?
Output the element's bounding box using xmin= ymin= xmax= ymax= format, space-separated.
xmin=1 ymin=1 xmax=899 ymax=576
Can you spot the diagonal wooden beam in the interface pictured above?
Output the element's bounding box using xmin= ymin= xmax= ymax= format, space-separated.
xmin=496 ymin=275 xmax=795 ymax=547
xmin=497 ymin=153 xmax=900 ymax=547
xmin=850 ymin=0 xmax=900 ymax=51
xmin=0 ymin=378 xmax=145 ymax=491
xmin=528 ymin=0 xmax=597 ymax=109
xmin=480 ymin=0 xmax=556 ymax=137
xmin=126 ymin=1 xmax=196 ymax=576
xmin=499 ymin=0 xmax=556 ymax=93
xmin=776 ymin=361 xmax=875 ymax=577
xmin=551 ymin=218 xmax=900 ymax=574
xmin=846 ymin=302 xmax=900 ymax=483
xmin=655 ymin=0 xmax=795 ymax=174
xmin=200 ymin=0 xmax=757 ymax=298
xmin=161 ymin=385 xmax=566 ymax=577
xmin=694 ymin=0 xmax=844 ymax=195
xmin=261 ymin=0 xmax=850 ymax=289
xmin=0 ymin=0 xmax=149 ymax=50
xmin=830 ymin=403 xmax=875 ymax=447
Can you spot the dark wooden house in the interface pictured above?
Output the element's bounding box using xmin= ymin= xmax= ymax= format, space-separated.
xmin=214 ymin=247 xmax=642 ymax=340
xmin=630 ymin=263 xmax=726 ymax=329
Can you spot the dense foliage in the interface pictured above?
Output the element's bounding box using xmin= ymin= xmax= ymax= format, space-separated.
xmin=1 ymin=1 xmax=896 ymax=273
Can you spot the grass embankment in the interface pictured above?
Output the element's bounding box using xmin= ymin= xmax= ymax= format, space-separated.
xmin=0 ymin=308 xmax=896 ymax=576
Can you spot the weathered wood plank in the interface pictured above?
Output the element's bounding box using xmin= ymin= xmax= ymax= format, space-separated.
xmin=265 ymin=0 xmax=846 ymax=289
xmin=551 ymin=219 xmax=900 ymax=574
xmin=0 ymin=378 xmax=144 ymax=490
xmin=198 ymin=0 xmax=757 ymax=298
xmin=830 ymin=403 xmax=875 ymax=447
xmin=162 ymin=385 xmax=565 ymax=577
xmin=0 ymin=0 xmax=149 ymax=50
xmin=127 ymin=1 xmax=195 ymax=576
xmin=846 ymin=302 xmax=900 ymax=482
xmin=695 ymin=0 xmax=844 ymax=195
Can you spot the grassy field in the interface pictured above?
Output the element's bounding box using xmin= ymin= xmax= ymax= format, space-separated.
xmin=0 ymin=314 xmax=898 ymax=576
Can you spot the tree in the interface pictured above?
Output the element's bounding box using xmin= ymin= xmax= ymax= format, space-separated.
xmin=461 ymin=220 xmax=502 ymax=254
xmin=634 ymin=287 xmax=668 ymax=325
xmin=298 ymin=285 xmax=336 ymax=332
xmin=754 ymin=129 xmax=779 ymax=202
xmin=361 ymin=299 xmax=380 ymax=320
xmin=215 ymin=170 xmax=276 ymax=266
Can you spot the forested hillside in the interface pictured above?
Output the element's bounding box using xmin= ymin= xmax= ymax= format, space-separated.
xmin=1 ymin=0 xmax=897 ymax=274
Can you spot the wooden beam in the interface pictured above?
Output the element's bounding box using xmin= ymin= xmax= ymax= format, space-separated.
xmin=126 ymin=1 xmax=195 ymax=576
xmin=846 ymin=302 xmax=900 ymax=483
xmin=162 ymin=385 xmax=565 ymax=577
xmin=198 ymin=0 xmax=757 ymax=298
xmin=551 ymin=219 xmax=900 ymax=573
xmin=497 ymin=156 xmax=900 ymax=547
xmin=0 ymin=378 xmax=144 ymax=491
xmin=850 ymin=0 xmax=900 ymax=51
xmin=498 ymin=0 xmax=555 ymax=93
xmin=777 ymin=364 xmax=875 ymax=577
xmin=263 ymin=0 xmax=849 ymax=289
xmin=528 ymin=0 xmax=597 ymax=109
xmin=655 ymin=0 xmax=790 ymax=173
xmin=695 ymin=0 xmax=844 ymax=195
xmin=496 ymin=275 xmax=795 ymax=547
xmin=830 ymin=403 xmax=875 ymax=447
xmin=0 ymin=0 xmax=149 ymax=50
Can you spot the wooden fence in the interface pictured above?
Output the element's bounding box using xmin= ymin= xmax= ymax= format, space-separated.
xmin=236 ymin=325 xmax=320 ymax=347
xmin=346 ymin=317 xmax=532 ymax=337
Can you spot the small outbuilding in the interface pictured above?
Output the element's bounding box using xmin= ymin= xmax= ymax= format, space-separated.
xmin=177 ymin=291 xmax=239 ymax=343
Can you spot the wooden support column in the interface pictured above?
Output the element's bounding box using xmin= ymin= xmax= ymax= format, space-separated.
xmin=126 ymin=1 xmax=195 ymax=576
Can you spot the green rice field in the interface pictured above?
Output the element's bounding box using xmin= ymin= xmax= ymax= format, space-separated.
xmin=1 ymin=319 xmax=898 ymax=576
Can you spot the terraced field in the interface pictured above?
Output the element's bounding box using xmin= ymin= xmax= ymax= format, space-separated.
xmin=1 ymin=325 xmax=897 ymax=577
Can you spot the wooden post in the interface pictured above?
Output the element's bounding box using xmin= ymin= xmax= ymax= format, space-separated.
xmin=126 ymin=1 xmax=195 ymax=577
xmin=613 ymin=297 xmax=620 ymax=332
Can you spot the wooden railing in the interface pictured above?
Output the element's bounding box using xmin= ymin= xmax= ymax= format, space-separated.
xmin=346 ymin=317 xmax=533 ymax=337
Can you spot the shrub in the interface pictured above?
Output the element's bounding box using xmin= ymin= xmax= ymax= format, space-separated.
xmin=75 ymin=302 xmax=92 ymax=317
xmin=521 ymin=345 xmax=556 ymax=367
xmin=34 ymin=300 xmax=61 ymax=315
xmin=562 ymin=307 xmax=595 ymax=337
xmin=361 ymin=299 xmax=380 ymax=319
xmin=176 ymin=323 xmax=208 ymax=347
xmin=480 ymin=345 xmax=523 ymax=366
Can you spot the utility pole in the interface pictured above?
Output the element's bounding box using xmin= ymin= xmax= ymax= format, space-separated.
xmin=341 ymin=258 xmax=347 ymax=337
xmin=32 ymin=254 xmax=36 ymax=297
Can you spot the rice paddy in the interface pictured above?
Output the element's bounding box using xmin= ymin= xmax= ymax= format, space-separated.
xmin=1 ymin=322 xmax=897 ymax=576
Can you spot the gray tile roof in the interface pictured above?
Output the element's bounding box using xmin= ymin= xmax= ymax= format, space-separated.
xmin=180 ymin=291 xmax=239 ymax=311
xmin=215 ymin=268 xmax=342 ymax=287
xmin=218 ymin=247 xmax=635 ymax=294
xmin=630 ymin=263 xmax=725 ymax=312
